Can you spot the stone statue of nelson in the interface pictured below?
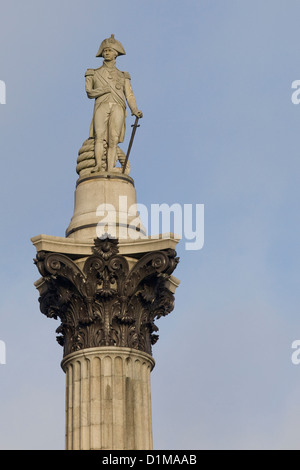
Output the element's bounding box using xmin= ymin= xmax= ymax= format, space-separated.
xmin=85 ymin=34 xmax=143 ymax=173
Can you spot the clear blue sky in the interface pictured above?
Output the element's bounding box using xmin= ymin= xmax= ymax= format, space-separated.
xmin=1 ymin=0 xmax=300 ymax=450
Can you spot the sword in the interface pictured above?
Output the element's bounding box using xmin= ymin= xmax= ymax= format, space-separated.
xmin=122 ymin=116 xmax=140 ymax=174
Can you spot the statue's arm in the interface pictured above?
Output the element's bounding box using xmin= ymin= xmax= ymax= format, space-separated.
xmin=124 ymin=73 xmax=143 ymax=118
xmin=85 ymin=69 xmax=110 ymax=99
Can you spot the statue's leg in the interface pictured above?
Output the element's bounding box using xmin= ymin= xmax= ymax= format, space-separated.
xmin=93 ymin=104 xmax=109 ymax=171
xmin=107 ymin=104 xmax=125 ymax=172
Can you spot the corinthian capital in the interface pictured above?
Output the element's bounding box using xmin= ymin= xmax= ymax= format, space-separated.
xmin=34 ymin=235 xmax=179 ymax=357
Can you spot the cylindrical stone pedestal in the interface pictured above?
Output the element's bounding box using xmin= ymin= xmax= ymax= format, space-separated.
xmin=65 ymin=173 xmax=146 ymax=242
xmin=61 ymin=347 xmax=155 ymax=451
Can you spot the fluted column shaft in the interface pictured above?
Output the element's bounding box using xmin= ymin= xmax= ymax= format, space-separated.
xmin=33 ymin=236 xmax=179 ymax=450
xmin=61 ymin=347 xmax=155 ymax=450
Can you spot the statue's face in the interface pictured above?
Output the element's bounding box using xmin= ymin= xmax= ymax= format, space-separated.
xmin=103 ymin=48 xmax=118 ymax=61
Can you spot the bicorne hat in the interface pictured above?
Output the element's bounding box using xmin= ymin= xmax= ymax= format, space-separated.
xmin=96 ymin=34 xmax=126 ymax=57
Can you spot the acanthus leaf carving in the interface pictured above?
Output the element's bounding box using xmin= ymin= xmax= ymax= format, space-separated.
xmin=34 ymin=236 xmax=179 ymax=357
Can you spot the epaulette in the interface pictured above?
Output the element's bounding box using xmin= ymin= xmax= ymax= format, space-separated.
xmin=85 ymin=68 xmax=95 ymax=77
xmin=123 ymin=71 xmax=131 ymax=80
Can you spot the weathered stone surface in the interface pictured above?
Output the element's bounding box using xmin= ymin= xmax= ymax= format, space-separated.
xmin=62 ymin=347 xmax=154 ymax=450
xmin=34 ymin=235 xmax=179 ymax=358
xmin=65 ymin=173 xmax=146 ymax=242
